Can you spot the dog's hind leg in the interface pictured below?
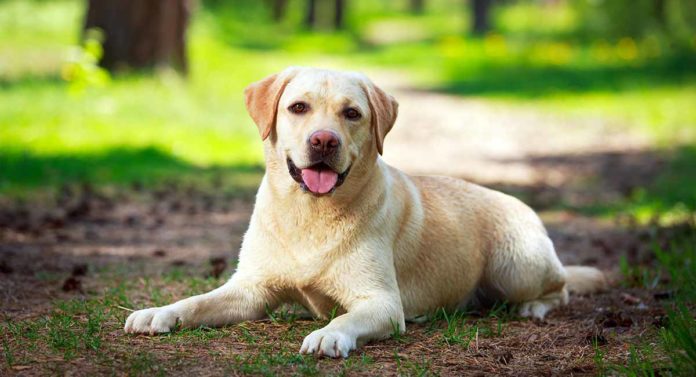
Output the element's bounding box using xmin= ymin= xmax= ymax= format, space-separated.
xmin=518 ymin=287 xmax=569 ymax=319
xmin=483 ymin=233 xmax=569 ymax=320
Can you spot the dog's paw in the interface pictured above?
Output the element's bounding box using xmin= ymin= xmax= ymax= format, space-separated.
xmin=299 ymin=328 xmax=356 ymax=358
xmin=124 ymin=306 xmax=179 ymax=335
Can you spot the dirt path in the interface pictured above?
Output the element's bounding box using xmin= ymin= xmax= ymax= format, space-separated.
xmin=0 ymin=73 xmax=673 ymax=376
xmin=378 ymin=71 xmax=651 ymax=185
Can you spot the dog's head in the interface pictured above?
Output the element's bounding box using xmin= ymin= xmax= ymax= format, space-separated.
xmin=244 ymin=67 xmax=398 ymax=196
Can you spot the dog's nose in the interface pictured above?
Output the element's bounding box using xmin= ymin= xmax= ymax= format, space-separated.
xmin=309 ymin=130 xmax=340 ymax=156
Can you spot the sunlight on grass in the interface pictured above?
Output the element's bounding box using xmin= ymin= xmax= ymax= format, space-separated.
xmin=0 ymin=0 xmax=80 ymax=77
xmin=0 ymin=13 xmax=268 ymax=168
xmin=1 ymin=0 xmax=694 ymax=211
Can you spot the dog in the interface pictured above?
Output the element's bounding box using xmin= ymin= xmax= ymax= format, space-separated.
xmin=124 ymin=67 xmax=607 ymax=358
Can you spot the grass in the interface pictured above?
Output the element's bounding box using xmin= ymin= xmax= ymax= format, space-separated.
xmin=3 ymin=295 xmax=114 ymax=363
xmin=427 ymin=302 xmax=512 ymax=350
xmin=1 ymin=230 xmax=693 ymax=374
xmin=0 ymin=0 xmax=287 ymax=196
xmin=594 ymin=225 xmax=696 ymax=376
xmin=1 ymin=1 xmax=695 ymax=198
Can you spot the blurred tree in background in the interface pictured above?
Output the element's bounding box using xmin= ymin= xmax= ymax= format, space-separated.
xmin=410 ymin=0 xmax=425 ymax=14
xmin=304 ymin=0 xmax=346 ymax=30
xmin=471 ymin=0 xmax=493 ymax=36
xmin=575 ymin=0 xmax=696 ymax=47
xmin=84 ymin=0 xmax=191 ymax=73
xmin=194 ymin=0 xmax=694 ymax=50
xmin=269 ymin=0 xmax=288 ymax=21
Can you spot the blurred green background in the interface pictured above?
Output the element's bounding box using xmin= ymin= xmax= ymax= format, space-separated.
xmin=0 ymin=0 xmax=694 ymax=220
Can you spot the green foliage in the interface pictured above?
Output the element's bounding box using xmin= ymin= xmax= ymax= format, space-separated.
xmin=553 ymin=145 xmax=696 ymax=222
xmin=611 ymin=346 xmax=661 ymax=377
xmin=653 ymin=229 xmax=696 ymax=300
xmin=592 ymin=339 xmax=606 ymax=375
xmin=607 ymin=226 xmax=696 ymax=376
xmin=61 ymin=28 xmax=111 ymax=94
xmin=390 ymin=317 xmax=406 ymax=342
xmin=397 ymin=357 xmax=436 ymax=377
xmin=438 ymin=310 xmax=477 ymax=347
xmin=1 ymin=337 xmax=13 ymax=367
xmin=0 ymin=148 xmax=263 ymax=197
xmin=575 ymin=0 xmax=696 ymax=48
xmin=267 ymin=304 xmax=303 ymax=324
xmin=3 ymin=298 xmax=106 ymax=361
xmin=125 ymin=352 xmax=165 ymax=377
xmin=426 ymin=305 xmax=510 ymax=349
xmin=1 ymin=0 xmax=695 ymax=200
xmin=230 ymin=344 xmax=319 ymax=376
xmin=619 ymin=255 xmax=662 ymax=289
xmin=652 ymin=229 xmax=696 ymax=376
xmin=660 ymin=304 xmax=696 ymax=376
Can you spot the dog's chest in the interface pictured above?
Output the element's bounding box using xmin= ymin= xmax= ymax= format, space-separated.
xmin=265 ymin=214 xmax=359 ymax=264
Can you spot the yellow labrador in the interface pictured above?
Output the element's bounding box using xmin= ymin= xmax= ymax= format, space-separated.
xmin=124 ymin=67 xmax=606 ymax=358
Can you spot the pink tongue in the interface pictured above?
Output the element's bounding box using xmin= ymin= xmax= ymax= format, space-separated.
xmin=301 ymin=167 xmax=339 ymax=194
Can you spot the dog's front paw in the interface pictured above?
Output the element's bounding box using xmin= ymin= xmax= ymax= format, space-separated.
xmin=124 ymin=306 xmax=179 ymax=335
xmin=299 ymin=328 xmax=356 ymax=358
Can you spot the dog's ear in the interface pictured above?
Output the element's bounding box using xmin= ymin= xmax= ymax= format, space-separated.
xmin=361 ymin=80 xmax=399 ymax=155
xmin=244 ymin=68 xmax=299 ymax=140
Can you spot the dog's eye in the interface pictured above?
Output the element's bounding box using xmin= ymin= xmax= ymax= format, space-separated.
xmin=289 ymin=102 xmax=308 ymax=114
xmin=343 ymin=108 xmax=361 ymax=120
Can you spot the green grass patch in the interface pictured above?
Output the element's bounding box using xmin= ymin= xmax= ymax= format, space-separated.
xmin=425 ymin=303 xmax=513 ymax=349
xmin=2 ymin=291 xmax=124 ymax=363
xmin=0 ymin=147 xmax=263 ymax=197
xmin=1 ymin=0 xmax=695 ymax=200
xmin=598 ymin=225 xmax=696 ymax=376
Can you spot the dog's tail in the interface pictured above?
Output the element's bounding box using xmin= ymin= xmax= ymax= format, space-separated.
xmin=564 ymin=266 xmax=608 ymax=295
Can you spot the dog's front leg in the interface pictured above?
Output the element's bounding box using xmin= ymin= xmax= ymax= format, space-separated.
xmin=299 ymin=241 xmax=405 ymax=358
xmin=299 ymin=293 xmax=404 ymax=358
xmin=124 ymin=274 xmax=274 ymax=334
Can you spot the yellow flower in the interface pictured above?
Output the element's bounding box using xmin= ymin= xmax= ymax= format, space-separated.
xmin=617 ymin=38 xmax=638 ymax=61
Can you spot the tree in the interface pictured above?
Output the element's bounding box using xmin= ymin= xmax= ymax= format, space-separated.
xmin=471 ymin=0 xmax=492 ymax=36
xmin=305 ymin=0 xmax=317 ymax=29
xmin=270 ymin=0 xmax=288 ymax=22
xmin=84 ymin=0 xmax=191 ymax=73
xmin=410 ymin=0 xmax=425 ymax=14
xmin=305 ymin=0 xmax=346 ymax=30
xmin=334 ymin=0 xmax=345 ymax=29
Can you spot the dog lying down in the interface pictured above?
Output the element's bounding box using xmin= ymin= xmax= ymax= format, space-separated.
xmin=124 ymin=67 xmax=607 ymax=358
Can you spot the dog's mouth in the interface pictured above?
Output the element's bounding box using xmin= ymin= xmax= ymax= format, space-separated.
xmin=287 ymin=158 xmax=351 ymax=196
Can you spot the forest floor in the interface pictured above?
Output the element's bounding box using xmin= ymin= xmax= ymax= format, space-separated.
xmin=1 ymin=73 xmax=692 ymax=376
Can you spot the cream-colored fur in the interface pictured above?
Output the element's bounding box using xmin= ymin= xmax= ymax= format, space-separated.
xmin=124 ymin=67 xmax=607 ymax=358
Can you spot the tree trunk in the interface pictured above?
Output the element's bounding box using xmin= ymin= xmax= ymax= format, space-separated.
xmin=410 ymin=0 xmax=424 ymax=14
xmin=334 ymin=0 xmax=345 ymax=29
xmin=84 ymin=0 xmax=190 ymax=73
xmin=305 ymin=0 xmax=316 ymax=29
xmin=271 ymin=0 xmax=288 ymax=22
xmin=471 ymin=0 xmax=491 ymax=36
xmin=652 ymin=0 xmax=666 ymax=27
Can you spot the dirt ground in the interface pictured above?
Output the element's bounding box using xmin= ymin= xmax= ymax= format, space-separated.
xmin=0 ymin=75 xmax=681 ymax=376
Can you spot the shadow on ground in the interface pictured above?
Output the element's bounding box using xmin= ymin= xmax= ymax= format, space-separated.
xmin=459 ymin=145 xmax=696 ymax=218
xmin=0 ymin=73 xmax=65 ymax=89
xmin=438 ymin=53 xmax=696 ymax=97
xmin=0 ymin=147 xmax=264 ymax=197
